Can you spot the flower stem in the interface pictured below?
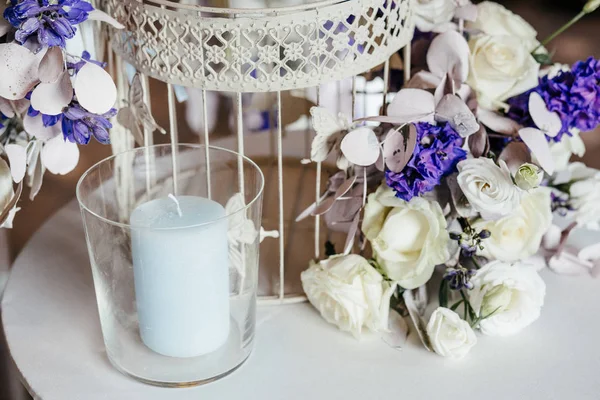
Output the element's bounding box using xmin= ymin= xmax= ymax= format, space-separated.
xmin=532 ymin=11 xmax=586 ymax=54
xmin=471 ymin=256 xmax=482 ymax=270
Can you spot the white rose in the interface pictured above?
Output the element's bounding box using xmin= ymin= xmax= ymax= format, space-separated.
xmin=363 ymin=185 xmax=450 ymax=289
xmin=466 ymin=2 xmax=538 ymax=50
xmin=473 ymin=188 xmax=552 ymax=262
xmin=469 ymin=260 xmax=546 ymax=336
xmin=457 ymin=158 xmax=521 ymax=220
xmin=413 ymin=0 xmax=456 ymax=33
xmin=301 ymin=254 xmax=396 ymax=338
xmin=550 ymin=129 xmax=586 ymax=172
xmin=567 ymin=163 xmax=600 ymax=230
xmin=468 ymin=34 xmax=540 ymax=109
xmin=427 ymin=307 xmax=477 ymax=359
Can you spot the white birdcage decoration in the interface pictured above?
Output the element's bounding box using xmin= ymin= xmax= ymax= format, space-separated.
xmin=100 ymin=0 xmax=415 ymax=304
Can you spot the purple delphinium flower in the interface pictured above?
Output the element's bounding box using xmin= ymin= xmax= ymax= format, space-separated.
xmin=443 ymin=266 xmax=476 ymax=290
xmin=67 ymin=50 xmax=106 ymax=72
xmin=385 ymin=122 xmax=467 ymax=201
xmin=61 ymin=103 xmax=116 ymax=145
xmin=507 ymin=57 xmax=600 ymax=143
xmin=4 ymin=0 xmax=94 ymax=48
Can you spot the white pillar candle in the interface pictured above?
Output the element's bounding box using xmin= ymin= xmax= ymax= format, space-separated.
xmin=130 ymin=195 xmax=230 ymax=358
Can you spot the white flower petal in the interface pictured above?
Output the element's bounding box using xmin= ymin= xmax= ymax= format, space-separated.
xmin=23 ymin=113 xmax=62 ymax=141
xmin=30 ymin=71 xmax=73 ymax=116
xmin=4 ymin=144 xmax=27 ymax=183
xmin=41 ymin=135 xmax=80 ymax=175
xmin=74 ymin=62 xmax=117 ymax=114
xmin=0 ymin=43 xmax=40 ymax=100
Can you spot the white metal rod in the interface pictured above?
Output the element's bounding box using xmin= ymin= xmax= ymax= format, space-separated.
xmin=314 ymin=85 xmax=322 ymax=260
xmin=403 ymin=45 xmax=412 ymax=85
xmin=277 ymin=90 xmax=285 ymax=301
xmin=141 ymin=75 xmax=154 ymax=196
xmin=382 ymin=58 xmax=390 ymax=115
xmin=236 ymin=92 xmax=247 ymax=296
xmin=202 ymin=90 xmax=212 ymax=199
xmin=236 ymin=92 xmax=245 ymax=195
xmin=351 ymin=75 xmax=357 ymax=120
xmin=167 ymin=83 xmax=179 ymax=195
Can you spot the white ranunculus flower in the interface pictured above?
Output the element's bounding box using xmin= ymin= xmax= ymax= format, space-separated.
xmin=301 ymin=254 xmax=396 ymax=338
xmin=427 ymin=307 xmax=477 ymax=359
xmin=413 ymin=0 xmax=456 ymax=33
xmin=457 ymin=158 xmax=521 ymax=220
xmin=469 ymin=260 xmax=546 ymax=336
xmin=468 ymin=34 xmax=540 ymax=109
xmin=567 ymin=163 xmax=600 ymax=230
xmin=550 ymin=129 xmax=586 ymax=172
xmin=363 ymin=185 xmax=450 ymax=289
xmin=466 ymin=2 xmax=538 ymax=50
xmin=473 ymin=188 xmax=552 ymax=262
xmin=514 ymin=163 xmax=543 ymax=190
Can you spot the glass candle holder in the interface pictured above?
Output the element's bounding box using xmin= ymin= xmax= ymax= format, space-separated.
xmin=76 ymin=144 xmax=264 ymax=387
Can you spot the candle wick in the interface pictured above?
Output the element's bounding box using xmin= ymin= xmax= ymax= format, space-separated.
xmin=168 ymin=194 xmax=183 ymax=217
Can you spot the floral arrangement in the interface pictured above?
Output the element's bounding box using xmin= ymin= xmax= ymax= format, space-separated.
xmin=0 ymin=0 xmax=122 ymax=228
xmin=300 ymin=0 xmax=600 ymax=359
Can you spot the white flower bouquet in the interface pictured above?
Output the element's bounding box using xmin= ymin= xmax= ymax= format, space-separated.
xmin=300 ymin=0 xmax=600 ymax=359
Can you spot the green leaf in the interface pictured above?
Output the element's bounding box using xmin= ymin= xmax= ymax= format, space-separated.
xmin=532 ymin=52 xmax=553 ymax=66
xmin=438 ymin=279 xmax=449 ymax=308
xmin=450 ymin=299 xmax=464 ymax=311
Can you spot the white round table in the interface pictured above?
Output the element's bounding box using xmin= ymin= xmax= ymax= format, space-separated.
xmin=2 ymin=200 xmax=600 ymax=400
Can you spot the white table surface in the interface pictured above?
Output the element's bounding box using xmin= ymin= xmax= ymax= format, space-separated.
xmin=2 ymin=200 xmax=600 ymax=400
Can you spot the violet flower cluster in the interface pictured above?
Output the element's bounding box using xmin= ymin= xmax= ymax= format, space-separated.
xmin=4 ymin=0 xmax=93 ymax=48
xmin=385 ymin=122 xmax=467 ymax=201
xmin=507 ymin=57 xmax=600 ymax=142
xmin=29 ymin=103 xmax=116 ymax=145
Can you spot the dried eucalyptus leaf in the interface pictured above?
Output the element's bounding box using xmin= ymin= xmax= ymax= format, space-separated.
xmin=468 ymin=125 xmax=489 ymax=158
xmin=383 ymin=124 xmax=417 ymax=173
xmin=447 ymin=173 xmax=476 ymax=218
xmin=29 ymin=159 xmax=44 ymax=200
xmin=343 ymin=212 xmax=360 ymax=255
xmin=403 ymin=290 xmax=432 ymax=352
xmin=311 ymin=196 xmax=336 ymax=216
xmin=435 ymin=94 xmax=479 ymax=137
xmin=499 ymin=141 xmax=531 ymax=175
xmin=334 ymin=175 xmax=357 ymax=200
xmin=38 ymin=46 xmax=64 ymax=84
xmin=381 ymin=311 xmax=409 ymax=350
xmin=0 ymin=181 xmax=22 ymax=225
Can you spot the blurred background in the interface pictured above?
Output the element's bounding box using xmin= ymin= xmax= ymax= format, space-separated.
xmin=0 ymin=0 xmax=599 ymax=398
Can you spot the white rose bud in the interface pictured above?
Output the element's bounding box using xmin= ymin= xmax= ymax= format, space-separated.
xmin=469 ymin=260 xmax=546 ymax=336
xmin=363 ymin=185 xmax=450 ymax=289
xmin=457 ymin=158 xmax=522 ymax=220
xmin=514 ymin=163 xmax=543 ymax=190
xmin=473 ymin=188 xmax=552 ymax=262
xmin=467 ymin=34 xmax=540 ymax=109
xmin=427 ymin=307 xmax=477 ymax=359
xmin=301 ymin=254 xmax=396 ymax=338
xmin=584 ymin=0 xmax=600 ymax=13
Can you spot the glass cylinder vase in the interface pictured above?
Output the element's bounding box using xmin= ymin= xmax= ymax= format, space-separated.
xmin=76 ymin=144 xmax=264 ymax=386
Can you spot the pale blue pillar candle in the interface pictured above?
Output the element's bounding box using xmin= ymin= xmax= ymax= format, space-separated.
xmin=130 ymin=195 xmax=230 ymax=358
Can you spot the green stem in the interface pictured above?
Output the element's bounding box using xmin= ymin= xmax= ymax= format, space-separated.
xmin=532 ymin=11 xmax=586 ymax=54
xmin=471 ymin=256 xmax=482 ymax=270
